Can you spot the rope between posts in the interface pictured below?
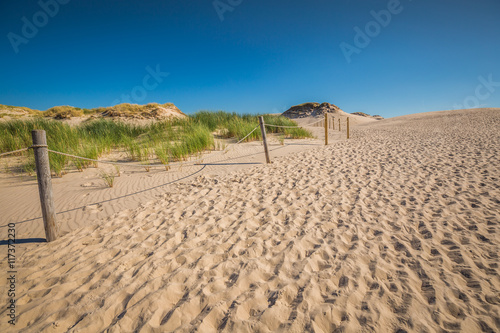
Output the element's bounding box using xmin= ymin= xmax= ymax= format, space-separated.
xmin=234 ymin=125 xmax=260 ymax=144
xmin=0 ymin=147 xmax=30 ymax=157
xmin=264 ymin=124 xmax=303 ymax=129
xmin=47 ymin=150 xmax=166 ymax=168
xmin=268 ymin=117 xmax=325 ymax=128
xmin=264 ymin=116 xmax=327 ymax=129
xmin=0 ymin=144 xmax=52 ymax=158
xmin=302 ymin=118 xmax=328 ymax=127
xmin=193 ymin=125 xmax=260 ymax=164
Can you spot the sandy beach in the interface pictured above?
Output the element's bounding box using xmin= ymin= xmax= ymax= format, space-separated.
xmin=1 ymin=108 xmax=499 ymax=332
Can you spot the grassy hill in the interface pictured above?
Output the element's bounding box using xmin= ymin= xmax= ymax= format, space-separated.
xmin=0 ymin=103 xmax=186 ymax=120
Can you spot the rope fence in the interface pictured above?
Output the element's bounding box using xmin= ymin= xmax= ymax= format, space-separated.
xmin=0 ymin=116 xmax=351 ymax=170
xmin=0 ymin=126 xmax=261 ymax=170
xmin=0 ymin=115 xmax=351 ymax=242
xmin=48 ymin=150 xmax=165 ymax=168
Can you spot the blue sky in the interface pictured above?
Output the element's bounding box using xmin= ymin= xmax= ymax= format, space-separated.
xmin=0 ymin=0 xmax=499 ymax=118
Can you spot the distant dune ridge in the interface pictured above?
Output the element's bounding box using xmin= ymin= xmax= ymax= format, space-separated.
xmin=282 ymin=102 xmax=342 ymax=118
xmin=95 ymin=103 xmax=185 ymax=120
xmin=0 ymin=102 xmax=186 ymax=120
xmin=0 ymin=108 xmax=498 ymax=332
xmin=282 ymin=102 xmax=383 ymax=120
xmin=2 ymin=101 xmax=384 ymax=122
xmin=351 ymin=111 xmax=384 ymax=120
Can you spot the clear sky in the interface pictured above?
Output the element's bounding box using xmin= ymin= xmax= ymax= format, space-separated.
xmin=0 ymin=0 xmax=499 ymax=118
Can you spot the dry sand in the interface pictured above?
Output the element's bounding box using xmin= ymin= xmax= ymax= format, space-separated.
xmin=0 ymin=109 xmax=499 ymax=332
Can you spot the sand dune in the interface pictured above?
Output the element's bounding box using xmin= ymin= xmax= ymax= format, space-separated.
xmin=1 ymin=108 xmax=499 ymax=332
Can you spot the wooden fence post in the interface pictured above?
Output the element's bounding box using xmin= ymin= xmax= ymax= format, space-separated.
xmin=258 ymin=116 xmax=271 ymax=164
xmin=32 ymin=130 xmax=58 ymax=242
xmin=324 ymin=113 xmax=328 ymax=145
xmin=347 ymin=117 xmax=350 ymax=139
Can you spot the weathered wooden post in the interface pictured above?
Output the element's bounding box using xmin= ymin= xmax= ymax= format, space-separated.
xmin=347 ymin=117 xmax=350 ymax=139
xmin=258 ymin=116 xmax=271 ymax=164
xmin=32 ymin=130 xmax=58 ymax=242
xmin=324 ymin=113 xmax=328 ymax=145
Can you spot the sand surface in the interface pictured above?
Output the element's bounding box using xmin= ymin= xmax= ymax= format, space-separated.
xmin=0 ymin=109 xmax=499 ymax=332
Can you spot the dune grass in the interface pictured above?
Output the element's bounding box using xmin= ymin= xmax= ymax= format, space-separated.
xmin=100 ymin=170 xmax=116 ymax=187
xmin=0 ymin=104 xmax=42 ymax=116
xmin=192 ymin=111 xmax=312 ymax=141
xmin=44 ymin=106 xmax=86 ymax=119
xmin=0 ymin=112 xmax=312 ymax=176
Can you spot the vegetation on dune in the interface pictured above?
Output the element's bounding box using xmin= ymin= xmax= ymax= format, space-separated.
xmin=0 ymin=118 xmax=79 ymax=175
xmin=45 ymin=106 xmax=87 ymax=119
xmin=351 ymin=112 xmax=383 ymax=119
xmin=292 ymin=102 xmax=321 ymax=108
xmin=0 ymin=104 xmax=42 ymax=116
xmin=0 ymin=112 xmax=313 ymax=177
xmin=0 ymin=102 xmax=184 ymax=120
xmin=92 ymin=103 xmax=180 ymax=117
